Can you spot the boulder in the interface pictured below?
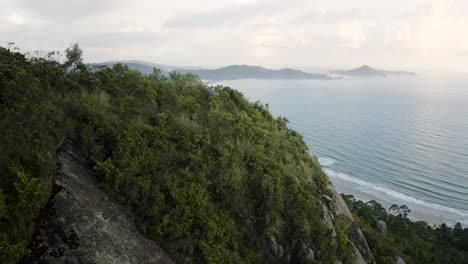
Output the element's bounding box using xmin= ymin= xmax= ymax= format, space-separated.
xmin=270 ymin=236 xmax=279 ymax=256
xmin=377 ymin=220 xmax=387 ymax=236
xmin=269 ymin=236 xmax=284 ymax=257
xmin=299 ymin=243 xmax=314 ymax=264
xmin=278 ymin=245 xmax=284 ymax=258
xmin=395 ymin=256 xmax=406 ymax=264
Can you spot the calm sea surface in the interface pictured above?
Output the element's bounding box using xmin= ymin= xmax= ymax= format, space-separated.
xmin=219 ymin=75 xmax=468 ymax=226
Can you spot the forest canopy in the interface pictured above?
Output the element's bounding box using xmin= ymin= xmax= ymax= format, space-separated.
xmin=0 ymin=44 xmax=467 ymax=264
xmin=0 ymin=44 xmax=335 ymax=263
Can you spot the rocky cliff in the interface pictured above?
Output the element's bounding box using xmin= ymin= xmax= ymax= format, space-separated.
xmin=19 ymin=149 xmax=173 ymax=264
xmin=323 ymin=186 xmax=376 ymax=264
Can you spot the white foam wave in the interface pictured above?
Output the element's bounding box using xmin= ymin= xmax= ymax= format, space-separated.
xmin=323 ymin=168 xmax=468 ymax=219
xmin=318 ymin=157 xmax=336 ymax=167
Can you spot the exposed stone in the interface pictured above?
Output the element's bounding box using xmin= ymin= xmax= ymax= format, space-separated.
xmin=20 ymin=149 xmax=173 ymax=264
xmin=353 ymin=245 xmax=367 ymax=264
xmin=377 ymin=220 xmax=387 ymax=236
xmin=299 ymin=243 xmax=315 ymax=264
xmin=270 ymin=236 xmax=279 ymax=255
xmin=278 ymin=245 xmax=284 ymax=258
xmin=395 ymin=255 xmax=406 ymax=264
xmin=328 ymin=185 xmax=376 ymax=264
xmin=269 ymin=236 xmax=281 ymax=257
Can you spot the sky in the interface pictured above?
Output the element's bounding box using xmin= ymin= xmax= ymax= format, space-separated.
xmin=1 ymin=0 xmax=467 ymax=72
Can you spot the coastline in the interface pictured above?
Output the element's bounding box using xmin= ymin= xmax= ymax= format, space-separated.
xmin=327 ymin=169 xmax=468 ymax=227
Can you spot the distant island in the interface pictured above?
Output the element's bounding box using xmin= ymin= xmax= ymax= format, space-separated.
xmin=92 ymin=61 xmax=415 ymax=81
xmin=329 ymin=65 xmax=416 ymax=78
xmin=175 ymin=65 xmax=332 ymax=81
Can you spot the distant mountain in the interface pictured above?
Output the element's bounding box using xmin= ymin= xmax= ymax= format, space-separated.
xmin=90 ymin=61 xmax=203 ymax=75
xmin=174 ymin=65 xmax=332 ymax=81
xmin=91 ymin=62 xmax=332 ymax=81
xmin=330 ymin=65 xmax=415 ymax=77
xmin=91 ymin=62 xmax=413 ymax=81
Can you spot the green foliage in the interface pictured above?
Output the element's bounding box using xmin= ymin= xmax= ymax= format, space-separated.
xmin=335 ymin=215 xmax=354 ymax=264
xmin=3 ymin=44 xmax=466 ymax=264
xmin=0 ymin=241 xmax=28 ymax=264
xmin=343 ymin=194 xmax=468 ymax=264
xmin=0 ymin=45 xmax=74 ymax=261
xmin=0 ymin=45 xmax=340 ymax=263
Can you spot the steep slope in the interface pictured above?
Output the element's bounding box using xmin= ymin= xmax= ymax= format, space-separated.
xmin=11 ymin=46 xmax=466 ymax=264
xmin=20 ymin=148 xmax=174 ymax=264
xmin=0 ymin=46 xmax=372 ymax=263
xmin=325 ymin=186 xmax=376 ymax=264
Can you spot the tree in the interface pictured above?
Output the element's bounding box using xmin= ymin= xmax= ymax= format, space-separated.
xmin=64 ymin=43 xmax=84 ymax=70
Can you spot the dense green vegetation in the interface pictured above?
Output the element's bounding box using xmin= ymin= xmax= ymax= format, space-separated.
xmin=0 ymin=44 xmax=341 ymax=263
xmin=343 ymin=195 xmax=468 ymax=264
xmin=1 ymin=44 xmax=467 ymax=264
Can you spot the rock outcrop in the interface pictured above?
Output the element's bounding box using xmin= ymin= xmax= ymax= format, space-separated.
xmin=269 ymin=236 xmax=284 ymax=258
xmin=20 ymin=149 xmax=173 ymax=264
xmin=298 ymin=243 xmax=315 ymax=264
xmin=395 ymin=255 xmax=406 ymax=264
xmin=324 ymin=185 xmax=376 ymax=264
xmin=377 ymin=220 xmax=387 ymax=236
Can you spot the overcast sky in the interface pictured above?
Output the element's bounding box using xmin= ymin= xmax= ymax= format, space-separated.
xmin=1 ymin=0 xmax=467 ymax=72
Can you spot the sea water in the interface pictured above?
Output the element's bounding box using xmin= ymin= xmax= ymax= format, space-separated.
xmin=219 ymin=75 xmax=468 ymax=226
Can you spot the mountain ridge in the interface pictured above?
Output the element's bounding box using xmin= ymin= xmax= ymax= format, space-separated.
xmin=92 ymin=61 xmax=415 ymax=81
xmin=330 ymin=65 xmax=416 ymax=77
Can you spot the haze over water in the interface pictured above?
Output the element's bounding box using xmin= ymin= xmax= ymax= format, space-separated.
xmin=220 ymin=75 xmax=468 ymax=226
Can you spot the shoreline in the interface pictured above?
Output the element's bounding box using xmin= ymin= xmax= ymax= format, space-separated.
xmin=330 ymin=175 xmax=468 ymax=227
xmin=319 ymin=156 xmax=468 ymax=227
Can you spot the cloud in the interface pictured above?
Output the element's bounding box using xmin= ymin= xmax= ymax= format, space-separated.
xmin=7 ymin=12 xmax=25 ymax=25
xmin=1 ymin=0 xmax=468 ymax=71
xmin=16 ymin=0 xmax=125 ymax=21
xmin=338 ymin=20 xmax=366 ymax=48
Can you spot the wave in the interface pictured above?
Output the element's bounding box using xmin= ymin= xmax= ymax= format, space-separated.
xmin=318 ymin=157 xmax=336 ymax=167
xmin=322 ymin=168 xmax=468 ymax=219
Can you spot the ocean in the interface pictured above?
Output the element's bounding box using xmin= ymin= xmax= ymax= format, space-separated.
xmin=218 ymin=75 xmax=468 ymax=226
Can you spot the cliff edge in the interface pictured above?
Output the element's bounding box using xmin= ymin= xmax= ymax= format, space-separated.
xmin=20 ymin=149 xmax=173 ymax=264
xmin=323 ymin=185 xmax=376 ymax=264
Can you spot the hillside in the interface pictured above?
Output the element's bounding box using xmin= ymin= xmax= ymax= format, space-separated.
xmin=1 ymin=45 xmax=467 ymax=264
xmin=0 ymin=45 xmax=358 ymax=263
xmin=330 ymin=65 xmax=415 ymax=77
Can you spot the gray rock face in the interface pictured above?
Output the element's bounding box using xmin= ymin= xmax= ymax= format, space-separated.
xmin=21 ymin=150 xmax=173 ymax=264
xmin=395 ymin=255 xmax=406 ymax=264
xmin=353 ymin=246 xmax=368 ymax=264
xmin=377 ymin=220 xmax=387 ymax=236
xmin=278 ymin=245 xmax=284 ymax=258
xmin=328 ymin=185 xmax=376 ymax=264
xmin=269 ymin=236 xmax=284 ymax=257
xmin=322 ymin=204 xmax=337 ymax=237
xmin=299 ymin=243 xmax=315 ymax=264
xmin=270 ymin=236 xmax=279 ymax=256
